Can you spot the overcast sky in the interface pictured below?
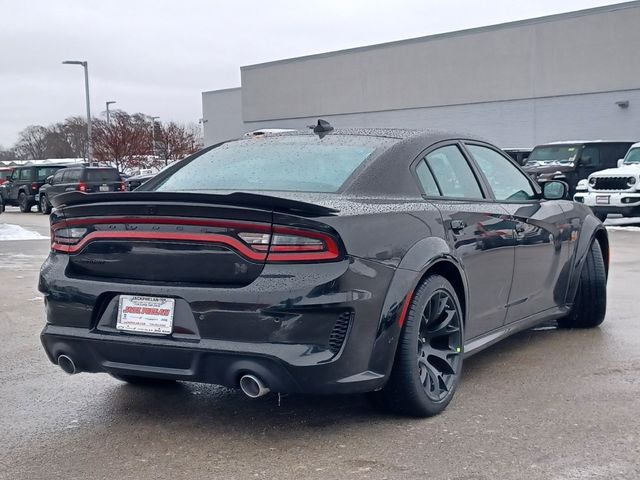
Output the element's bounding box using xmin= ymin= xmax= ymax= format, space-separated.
xmin=0 ymin=0 xmax=620 ymax=146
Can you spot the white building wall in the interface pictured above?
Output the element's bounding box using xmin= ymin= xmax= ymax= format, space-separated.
xmin=202 ymin=88 xmax=244 ymax=146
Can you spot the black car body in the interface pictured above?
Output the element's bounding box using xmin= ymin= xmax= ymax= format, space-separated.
xmin=1 ymin=164 xmax=70 ymax=212
xmin=38 ymin=166 xmax=124 ymax=214
xmin=40 ymin=128 xmax=609 ymax=416
xmin=125 ymin=173 xmax=154 ymax=191
xmin=524 ymin=141 xmax=634 ymax=195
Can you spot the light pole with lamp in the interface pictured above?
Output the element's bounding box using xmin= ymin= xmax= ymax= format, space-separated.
xmin=62 ymin=60 xmax=93 ymax=165
xmin=105 ymin=101 xmax=116 ymax=125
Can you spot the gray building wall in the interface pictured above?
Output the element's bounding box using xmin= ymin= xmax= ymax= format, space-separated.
xmin=202 ymin=88 xmax=244 ymax=146
xmin=203 ymin=2 xmax=640 ymax=147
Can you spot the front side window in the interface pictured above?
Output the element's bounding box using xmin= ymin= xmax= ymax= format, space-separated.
xmin=52 ymin=170 xmax=65 ymax=184
xmin=424 ymin=145 xmax=483 ymax=199
xmin=466 ymin=145 xmax=535 ymax=201
xmin=580 ymin=146 xmax=601 ymax=167
xmin=153 ymin=135 xmax=390 ymax=193
xmin=624 ymin=148 xmax=640 ymax=164
xmin=527 ymin=145 xmax=578 ymax=165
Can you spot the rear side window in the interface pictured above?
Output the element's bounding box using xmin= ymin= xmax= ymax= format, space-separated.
xmin=154 ymin=136 xmax=386 ymax=193
xmin=466 ymin=145 xmax=535 ymax=201
xmin=65 ymin=170 xmax=82 ymax=182
xmin=424 ymin=145 xmax=483 ymax=199
xmin=85 ymin=169 xmax=120 ymax=182
xmin=415 ymin=161 xmax=440 ymax=196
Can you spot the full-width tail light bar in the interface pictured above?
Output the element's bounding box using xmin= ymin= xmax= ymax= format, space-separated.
xmin=51 ymin=217 xmax=341 ymax=263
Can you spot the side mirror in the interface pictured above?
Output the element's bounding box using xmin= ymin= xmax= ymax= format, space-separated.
xmin=618 ymin=158 xmax=625 ymax=168
xmin=542 ymin=180 xmax=568 ymax=200
xmin=46 ymin=175 xmax=54 ymax=185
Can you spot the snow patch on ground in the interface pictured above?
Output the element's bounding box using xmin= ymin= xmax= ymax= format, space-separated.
xmin=0 ymin=224 xmax=47 ymax=241
xmin=606 ymin=226 xmax=640 ymax=232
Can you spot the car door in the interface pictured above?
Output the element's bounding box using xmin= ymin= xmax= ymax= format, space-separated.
xmin=414 ymin=143 xmax=517 ymax=339
xmin=464 ymin=143 xmax=571 ymax=323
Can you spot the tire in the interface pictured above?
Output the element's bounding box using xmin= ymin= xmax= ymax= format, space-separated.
xmin=18 ymin=192 xmax=31 ymax=213
xmin=40 ymin=194 xmax=51 ymax=215
xmin=371 ymin=275 xmax=464 ymax=417
xmin=558 ymin=240 xmax=607 ymax=329
xmin=109 ymin=373 xmax=177 ymax=386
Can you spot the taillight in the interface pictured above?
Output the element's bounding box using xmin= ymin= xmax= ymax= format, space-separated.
xmin=78 ymin=182 xmax=87 ymax=192
xmin=50 ymin=218 xmax=342 ymax=262
xmin=238 ymin=226 xmax=340 ymax=262
xmin=31 ymin=182 xmax=39 ymax=191
xmin=120 ymin=182 xmax=126 ymax=191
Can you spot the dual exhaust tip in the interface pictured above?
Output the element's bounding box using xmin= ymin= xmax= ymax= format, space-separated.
xmin=57 ymin=355 xmax=270 ymax=398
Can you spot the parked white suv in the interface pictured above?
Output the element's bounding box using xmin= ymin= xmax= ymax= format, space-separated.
xmin=574 ymin=142 xmax=640 ymax=221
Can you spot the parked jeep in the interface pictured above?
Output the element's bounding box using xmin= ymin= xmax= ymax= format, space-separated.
xmin=574 ymin=142 xmax=640 ymax=221
xmin=523 ymin=141 xmax=635 ymax=196
xmin=0 ymin=164 xmax=70 ymax=212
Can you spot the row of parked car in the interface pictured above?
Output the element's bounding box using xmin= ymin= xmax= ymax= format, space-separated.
xmin=0 ymin=164 xmax=155 ymax=214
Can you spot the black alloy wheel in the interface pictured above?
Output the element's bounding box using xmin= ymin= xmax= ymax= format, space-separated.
xmin=417 ymin=290 xmax=463 ymax=402
xmin=372 ymin=275 xmax=464 ymax=417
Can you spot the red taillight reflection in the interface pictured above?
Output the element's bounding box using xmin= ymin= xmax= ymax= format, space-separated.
xmin=78 ymin=182 xmax=87 ymax=192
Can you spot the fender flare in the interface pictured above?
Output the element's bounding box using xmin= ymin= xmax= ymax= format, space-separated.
xmin=367 ymin=236 xmax=468 ymax=377
xmin=565 ymin=217 xmax=609 ymax=305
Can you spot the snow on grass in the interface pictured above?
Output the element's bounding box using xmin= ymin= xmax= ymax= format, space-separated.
xmin=0 ymin=223 xmax=47 ymax=241
xmin=606 ymin=226 xmax=640 ymax=232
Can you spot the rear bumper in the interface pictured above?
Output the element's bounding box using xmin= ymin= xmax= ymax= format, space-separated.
xmin=39 ymin=254 xmax=403 ymax=394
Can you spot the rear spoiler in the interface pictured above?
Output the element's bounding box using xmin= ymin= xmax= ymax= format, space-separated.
xmin=51 ymin=191 xmax=339 ymax=217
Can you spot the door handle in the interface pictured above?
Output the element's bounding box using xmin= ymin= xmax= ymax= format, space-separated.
xmin=450 ymin=220 xmax=466 ymax=232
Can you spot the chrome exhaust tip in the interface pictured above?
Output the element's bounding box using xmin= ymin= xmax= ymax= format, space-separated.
xmin=239 ymin=374 xmax=270 ymax=398
xmin=57 ymin=354 xmax=77 ymax=375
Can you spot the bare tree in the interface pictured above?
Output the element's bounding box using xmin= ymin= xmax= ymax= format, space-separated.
xmin=14 ymin=125 xmax=49 ymax=159
xmin=155 ymin=121 xmax=202 ymax=165
xmin=54 ymin=116 xmax=88 ymax=158
xmin=93 ymin=111 xmax=156 ymax=171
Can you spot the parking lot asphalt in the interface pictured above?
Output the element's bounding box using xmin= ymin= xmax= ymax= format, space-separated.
xmin=1 ymin=208 xmax=639 ymax=480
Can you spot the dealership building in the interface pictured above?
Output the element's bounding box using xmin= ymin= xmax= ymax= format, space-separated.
xmin=202 ymin=1 xmax=640 ymax=148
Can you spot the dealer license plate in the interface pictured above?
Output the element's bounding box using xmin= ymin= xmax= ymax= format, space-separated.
xmin=116 ymin=295 xmax=175 ymax=334
xmin=596 ymin=196 xmax=610 ymax=205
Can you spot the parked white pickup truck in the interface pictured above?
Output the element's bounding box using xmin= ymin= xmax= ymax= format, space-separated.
xmin=574 ymin=142 xmax=640 ymax=221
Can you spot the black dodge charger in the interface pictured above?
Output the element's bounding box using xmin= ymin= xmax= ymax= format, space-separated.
xmin=40 ymin=126 xmax=608 ymax=417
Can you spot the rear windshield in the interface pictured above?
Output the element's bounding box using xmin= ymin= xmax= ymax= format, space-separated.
xmin=624 ymin=148 xmax=640 ymax=164
xmin=527 ymin=145 xmax=579 ymax=164
xmin=153 ymin=135 xmax=390 ymax=193
xmin=85 ymin=168 xmax=121 ymax=182
xmin=36 ymin=166 xmax=65 ymax=181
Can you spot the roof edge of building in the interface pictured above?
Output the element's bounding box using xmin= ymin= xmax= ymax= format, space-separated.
xmin=241 ymin=1 xmax=640 ymax=71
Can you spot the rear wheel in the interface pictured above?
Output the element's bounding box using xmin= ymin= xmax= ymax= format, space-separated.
xmin=109 ymin=373 xmax=177 ymax=386
xmin=558 ymin=241 xmax=607 ymax=328
xmin=372 ymin=275 xmax=464 ymax=417
xmin=40 ymin=194 xmax=51 ymax=215
xmin=18 ymin=192 xmax=31 ymax=213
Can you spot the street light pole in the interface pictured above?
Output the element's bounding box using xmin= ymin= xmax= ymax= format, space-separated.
xmin=150 ymin=116 xmax=160 ymax=158
xmin=63 ymin=60 xmax=93 ymax=165
xmin=105 ymin=101 xmax=116 ymax=125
